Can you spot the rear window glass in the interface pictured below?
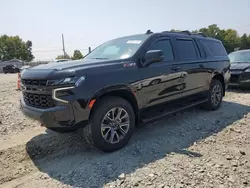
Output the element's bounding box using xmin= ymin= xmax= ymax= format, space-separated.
xmin=201 ymin=40 xmax=227 ymax=57
xmin=176 ymin=39 xmax=198 ymax=60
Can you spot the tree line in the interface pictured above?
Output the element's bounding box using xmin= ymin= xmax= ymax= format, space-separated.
xmin=0 ymin=35 xmax=34 ymax=61
xmin=171 ymin=24 xmax=250 ymax=53
xmin=56 ymin=50 xmax=83 ymax=60
xmin=1 ymin=24 xmax=250 ymax=62
xmin=0 ymin=34 xmax=84 ymax=62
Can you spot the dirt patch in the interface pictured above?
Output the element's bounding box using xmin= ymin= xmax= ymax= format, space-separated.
xmin=0 ymin=74 xmax=249 ymax=188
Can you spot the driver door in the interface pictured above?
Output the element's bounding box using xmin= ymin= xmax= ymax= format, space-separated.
xmin=139 ymin=37 xmax=185 ymax=108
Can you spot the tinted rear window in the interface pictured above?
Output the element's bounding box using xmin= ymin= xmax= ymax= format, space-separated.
xmin=176 ymin=39 xmax=198 ymax=60
xmin=201 ymin=40 xmax=227 ymax=57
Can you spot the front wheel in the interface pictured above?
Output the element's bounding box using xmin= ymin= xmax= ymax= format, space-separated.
xmin=83 ymin=96 xmax=135 ymax=152
xmin=203 ymin=79 xmax=223 ymax=110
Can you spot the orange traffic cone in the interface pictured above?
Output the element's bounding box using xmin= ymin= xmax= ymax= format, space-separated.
xmin=17 ymin=73 xmax=21 ymax=90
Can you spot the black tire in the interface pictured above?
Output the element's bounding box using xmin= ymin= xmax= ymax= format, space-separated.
xmin=83 ymin=96 xmax=135 ymax=152
xmin=48 ymin=127 xmax=77 ymax=133
xmin=203 ymin=79 xmax=223 ymax=110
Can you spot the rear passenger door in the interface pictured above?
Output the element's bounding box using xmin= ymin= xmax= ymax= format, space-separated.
xmin=174 ymin=37 xmax=207 ymax=98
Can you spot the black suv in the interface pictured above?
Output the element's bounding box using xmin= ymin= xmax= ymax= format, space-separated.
xmin=20 ymin=30 xmax=230 ymax=152
xmin=228 ymin=49 xmax=250 ymax=88
xmin=3 ymin=64 xmax=20 ymax=73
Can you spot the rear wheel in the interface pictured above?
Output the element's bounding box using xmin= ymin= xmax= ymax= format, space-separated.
xmin=203 ymin=79 xmax=223 ymax=110
xmin=83 ymin=96 xmax=135 ymax=152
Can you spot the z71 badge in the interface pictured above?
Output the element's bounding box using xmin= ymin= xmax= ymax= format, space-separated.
xmin=123 ymin=62 xmax=136 ymax=68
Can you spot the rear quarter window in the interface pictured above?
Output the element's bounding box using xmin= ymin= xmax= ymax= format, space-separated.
xmin=201 ymin=40 xmax=227 ymax=57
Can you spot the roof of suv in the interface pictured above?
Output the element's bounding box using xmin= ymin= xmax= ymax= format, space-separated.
xmin=152 ymin=30 xmax=220 ymax=42
xmin=119 ymin=30 xmax=221 ymax=43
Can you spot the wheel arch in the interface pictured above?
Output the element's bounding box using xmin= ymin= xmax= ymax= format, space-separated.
xmin=212 ymin=72 xmax=225 ymax=96
xmin=88 ymin=86 xmax=139 ymax=124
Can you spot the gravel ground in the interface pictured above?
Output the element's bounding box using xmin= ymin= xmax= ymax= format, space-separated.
xmin=0 ymin=74 xmax=39 ymax=136
xmin=0 ymin=73 xmax=250 ymax=188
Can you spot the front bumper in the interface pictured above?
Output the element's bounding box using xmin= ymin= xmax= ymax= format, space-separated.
xmin=229 ymin=72 xmax=250 ymax=88
xmin=228 ymin=81 xmax=250 ymax=88
xmin=20 ymin=98 xmax=90 ymax=130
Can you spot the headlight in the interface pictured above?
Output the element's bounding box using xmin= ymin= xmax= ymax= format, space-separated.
xmin=47 ymin=76 xmax=85 ymax=87
xmin=245 ymin=69 xmax=250 ymax=72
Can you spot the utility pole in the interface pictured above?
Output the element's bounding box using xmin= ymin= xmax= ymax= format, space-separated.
xmin=62 ymin=34 xmax=66 ymax=58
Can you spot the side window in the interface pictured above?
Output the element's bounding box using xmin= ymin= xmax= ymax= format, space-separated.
xmin=148 ymin=39 xmax=174 ymax=61
xmin=201 ymin=40 xmax=227 ymax=57
xmin=176 ymin=39 xmax=198 ymax=60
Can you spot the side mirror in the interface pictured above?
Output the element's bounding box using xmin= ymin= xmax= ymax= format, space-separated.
xmin=144 ymin=50 xmax=164 ymax=66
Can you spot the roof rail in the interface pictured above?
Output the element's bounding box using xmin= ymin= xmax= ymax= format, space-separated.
xmin=146 ymin=29 xmax=153 ymax=34
xmin=161 ymin=30 xmax=191 ymax=35
xmin=161 ymin=30 xmax=206 ymax=37
xmin=181 ymin=30 xmax=191 ymax=35
xmin=192 ymin=32 xmax=207 ymax=37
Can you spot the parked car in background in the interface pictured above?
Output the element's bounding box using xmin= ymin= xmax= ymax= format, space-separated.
xmin=228 ymin=49 xmax=250 ymax=88
xmin=4 ymin=59 xmax=23 ymax=67
xmin=20 ymin=30 xmax=230 ymax=152
xmin=0 ymin=59 xmax=23 ymax=73
xmin=3 ymin=64 xmax=20 ymax=73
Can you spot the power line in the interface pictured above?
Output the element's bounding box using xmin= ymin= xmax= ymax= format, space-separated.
xmin=77 ymin=48 xmax=89 ymax=51
xmin=33 ymin=49 xmax=62 ymax=52
xmin=232 ymin=24 xmax=250 ymax=29
xmin=33 ymin=48 xmax=89 ymax=53
xmin=32 ymin=24 xmax=250 ymax=54
xmin=33 ymin=46 xmax=91 ymax=52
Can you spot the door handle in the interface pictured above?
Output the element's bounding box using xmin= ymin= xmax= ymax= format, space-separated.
xmin=199 ymin=64 xmax=204 ymax=68
xmin=171 ymin=66 xmax=181 ymax=71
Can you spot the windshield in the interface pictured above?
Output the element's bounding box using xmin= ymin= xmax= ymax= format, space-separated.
xmin=85 ymin=35 xmax=149 ymax=60
xmin=228 ymin=51 xmax=250 ymax=63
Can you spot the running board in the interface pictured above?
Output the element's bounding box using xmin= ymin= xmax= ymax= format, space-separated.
xmin=141 ymin=99 xmax=208 ymax=123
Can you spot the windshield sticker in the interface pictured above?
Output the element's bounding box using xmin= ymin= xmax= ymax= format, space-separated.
xmin=126 ymin=40 xmax=142 ymax=44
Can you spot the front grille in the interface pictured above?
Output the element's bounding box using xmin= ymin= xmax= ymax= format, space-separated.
xmin=230 ymin=74 xmax=240 ymax=83
xmin=21 ymin=79 xmax=47 ymax=86
xmin=23 ymin=92 xmax=54 ymax=108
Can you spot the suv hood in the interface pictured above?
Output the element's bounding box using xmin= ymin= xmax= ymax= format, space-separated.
xmin=21 ymin=59 xmax=121 ymax=80
xmin=31 ymin=58 xmax=115 ymax=70
xmin=230 ymin=62 xmax=250 ymax=70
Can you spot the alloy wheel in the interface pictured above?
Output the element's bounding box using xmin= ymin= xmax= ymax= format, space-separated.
xmin=101 ymin=107 xmax=130 ymax=144
xmin=211 ymin=84 xmax=222 ymax=107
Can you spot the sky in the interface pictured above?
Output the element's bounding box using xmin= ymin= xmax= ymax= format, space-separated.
xmin=1 ymin=0 xmax=250 ymax=61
